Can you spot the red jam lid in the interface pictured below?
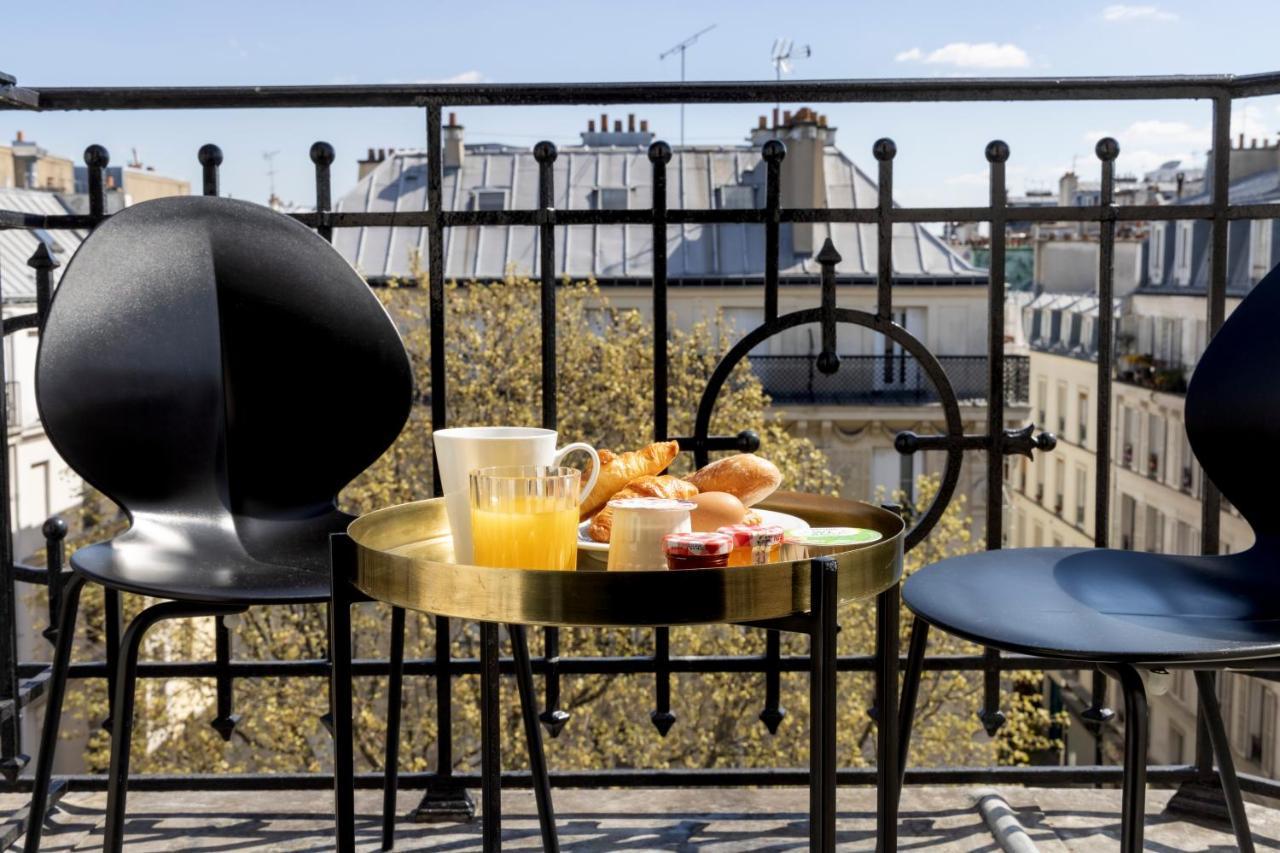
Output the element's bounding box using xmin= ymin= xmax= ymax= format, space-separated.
xmin=717 ymin=523 xmax=785 ymax=547
xmin=662 ymin=531 xmax=734 ymax=557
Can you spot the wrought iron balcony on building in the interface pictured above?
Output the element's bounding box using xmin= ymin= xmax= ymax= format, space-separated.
xmin=1 ymin=67 xmax=1280 ymax=850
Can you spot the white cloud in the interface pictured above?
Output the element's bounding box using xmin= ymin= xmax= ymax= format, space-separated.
xmin=430 ymin=70 xmax=485 ymax=85
xmin=1102 ymin=4 xmax=1179 ymax=21
xmin=894 ymin=42 xmax=1031 ymax=70
xmin=1086 ymin=104 xmax=1270 ymax=153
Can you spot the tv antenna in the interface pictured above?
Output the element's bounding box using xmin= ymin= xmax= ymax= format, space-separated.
xmin=770 ymin=38 xmax=811 ymax=111
xmin=263 ymin=150 xmax=281 ymax=204
xmin=660 ymin=24 xmax=716 ymax=148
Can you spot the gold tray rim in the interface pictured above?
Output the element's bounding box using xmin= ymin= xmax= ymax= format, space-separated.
xmin=347 ymin=490 xmax=904 ymax=627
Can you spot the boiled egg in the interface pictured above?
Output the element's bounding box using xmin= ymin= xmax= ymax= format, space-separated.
xmin=689 ymin=491 xmax=747 ymax=531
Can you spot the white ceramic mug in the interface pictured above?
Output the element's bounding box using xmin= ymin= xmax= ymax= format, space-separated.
xmin=433 ymin=427 xmax=600 ymax=563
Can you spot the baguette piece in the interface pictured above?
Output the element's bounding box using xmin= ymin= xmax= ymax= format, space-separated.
xmin=580 ymin=440 xmax=680 ymax=519
xmin=588 ymin=475 xmax=698 ymax=542
xmin=686 ymin=454 xmax=782 ymax=507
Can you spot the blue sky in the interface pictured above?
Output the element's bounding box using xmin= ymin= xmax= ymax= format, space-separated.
xmin=4 ymin=0 xmax=1279 ymax=208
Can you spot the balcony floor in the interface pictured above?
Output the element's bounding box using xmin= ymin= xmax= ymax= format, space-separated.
xmin=5 ymin=785 xmax=1278 ymax=850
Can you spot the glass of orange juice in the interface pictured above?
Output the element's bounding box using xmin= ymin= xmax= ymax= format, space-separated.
xmin=469 ymin=465 xmax=580 ymax=570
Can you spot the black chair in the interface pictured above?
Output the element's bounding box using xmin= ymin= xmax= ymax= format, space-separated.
xmin=898 ymin=267 xmax=1280 ymax=851
xmin=21 ymin=196 xmax=415 ymax=852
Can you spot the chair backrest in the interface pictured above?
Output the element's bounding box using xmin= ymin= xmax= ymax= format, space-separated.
xmin=1185 ymin=264 xmax=1280 ymax=541
xmin=36 ymin=196 xmax=412 ymax=541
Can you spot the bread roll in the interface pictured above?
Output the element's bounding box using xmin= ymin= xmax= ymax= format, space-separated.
xmin=580 ymin=440 xmax=679 ymax=519
xmin=687 ymin=454 xmax=782 ymax=507
xmin=588 ymin=475 xmax=697 ymax=542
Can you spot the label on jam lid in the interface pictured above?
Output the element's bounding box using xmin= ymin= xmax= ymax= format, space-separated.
xmin=784 ymin=526 xmax=882 ymax=546
xmin=608 ymin=497 xmax=698 ymax=511
xmin=717 ymin=523 xmax=785 ymax=547
xmin=663 ymin=531 xmax=733 ymax=557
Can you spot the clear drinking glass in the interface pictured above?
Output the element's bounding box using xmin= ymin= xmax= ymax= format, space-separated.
xmin=469 ymin=465 xmax=580 ymax=570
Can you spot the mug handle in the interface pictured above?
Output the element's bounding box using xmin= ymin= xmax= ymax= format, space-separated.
xmin=554 ymin=442 xmax=600 ymax=506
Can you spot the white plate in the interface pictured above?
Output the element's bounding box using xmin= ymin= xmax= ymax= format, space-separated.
xmin=577 ymin=509 xmax=811 ymax=552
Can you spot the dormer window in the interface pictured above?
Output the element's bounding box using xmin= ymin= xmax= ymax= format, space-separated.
xmin=1148 ymin=222 xmax=1166 ymax=283
xmin=472 ymin=189 xmax=507 ymax=211
xmin=591 ymin=187 xmax=629 ymax=210
xmin=1251 ymin=219 xmax=1274 ymax=283
xmin=716 ymin=185 xmax=757 ymax=210
xmin=1174 ymin=221 xmax=1194 ymax=285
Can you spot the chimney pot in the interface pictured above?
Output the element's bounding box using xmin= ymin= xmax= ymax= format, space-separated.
xmin=601 ymin=113 xmax=608 ymax=133
xmin=640 ymin=119 xmax=649 ymax=132
xmin=772 ymin=107 xmax=779 ymax=128
xmin=1239 ymin=132 xmax=1245 ymax=148
xmin=366 ymin=148 xmax=375 ymax=160
xmin=818 ymin=114 xmax=828 ymax=128
xmin=758 ymin=115 xmax=767 ymax=129
xmin=614 ymin=119 xmax=622 ymax=132
xmin=783 ymin=110 xmax=792 ymax=125
xmin=15 ymin=130 xmax=23 ymax=142
xmin=588 ymin=119 xmax=595 ymax=132
xmin=628 ymin=113 xmax=635 ymax=132
xmin=1251 ymin=138 xmax=1258 ymax=148
xmin=448 ymin=112 xmax=457 ymax=127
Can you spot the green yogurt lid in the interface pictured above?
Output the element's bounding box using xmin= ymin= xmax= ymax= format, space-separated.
xmin=784 ymin=526 xmax=883 ymax=546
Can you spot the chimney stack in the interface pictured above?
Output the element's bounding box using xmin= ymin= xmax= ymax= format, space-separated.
xmin=444 ymin=112 xmax=465 ymax=170
xmin=776 ymin=106 xmax=835 ymax=256
xmin=579 ymin=114 xmax=655 ymax=146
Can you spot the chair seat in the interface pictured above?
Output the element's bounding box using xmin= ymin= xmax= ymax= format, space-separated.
xmin=903 ymin=546 xmax=1280 ymax=664
xmin=69 ymin=512 xmax=347 ymax=605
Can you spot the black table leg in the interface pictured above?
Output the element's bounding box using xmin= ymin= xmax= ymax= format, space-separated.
xmin=509 ymin=624 xmax=559 ymax=852
xmin=875 ymin=585 xmax=900 ymax=853
xmin=1108 ymin=663 xmax=1148 ymax=853
xmin=330 ymin=534 xmax=358 ymax=853
xmin=382 ymin=605 xmax=406 ymax=850
xmin=480 ymin=621 xmax=502 ymax=852
xmin=808 ymin=556 xmax=838 ymax=852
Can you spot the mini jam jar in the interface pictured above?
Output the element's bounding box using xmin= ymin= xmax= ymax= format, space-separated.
xmin=662 ymin=531 xmax=733 ymax=570
xmin=717 ymin=523 xmax=785 ymax=567
xmin=606 ymin=497 xmax=697 ymax=571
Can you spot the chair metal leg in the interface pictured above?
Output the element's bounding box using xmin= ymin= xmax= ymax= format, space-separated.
xmin=808 ymin=557 xmax=838 ymax=853
xmin=1194 ymin=670 xmax=1255 ymax=852
xmin=330 ymin=534 xmax=358 ymax=853
xmin=23 ymin=573 xmax=85 ymax=853
xmin=480 ymin=622 xmax=502 ymax=852
xmin=101 ymin=588 xmax=121 ymax=732
xmin=509 ymin=624 xmax=559 ymax=853
xmin=1108 ymin=664 xmax=1149 ymax=853
xmin=381 ymin=605 xmax=406 ymax=851
xmin=103 ymin=598 xmax=244 ymax=853
xmin=896 ymin=617 xmax=930 ymax=798
xmin=875 ymin=585 xmax=900 ymax=853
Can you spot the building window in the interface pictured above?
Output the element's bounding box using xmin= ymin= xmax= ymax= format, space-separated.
xmin=1149 ymin=222 xmax=1166 ymax=282
xmin=1055 ymin=382 xmax=1067 ymax=435
xmin=1035 ymin=450 xmax=1046 ymax=504
xmin=1075 ymin=466 xmax=1087 ymax=527
xmin=1119 ymin=494 xmax=1136 ymax=550
xmin=1147 ymin=413 xmax=1166 ymax=481
xmin=471 ymin=189 xmax=507 ymax=211
xmin=716 ymin=185 xmax=757 ymax=210
xmin=592 ymin=187 xmax=630 ymax=210
xmin=1251 ymin=219 xmax=1274 ymax=283
xmin=1054 ymin=458 xmax=1065 ymax=516
xmin=1174 ymin=221 xmax=1194 ymax=285
xmin=1144 ymin=505 xmax=1165 ymax=553
xmin=1036 ymin=378 xmax=1047 ymax=426
xmin=1077 ymin=391 xmax=1089 ymax=446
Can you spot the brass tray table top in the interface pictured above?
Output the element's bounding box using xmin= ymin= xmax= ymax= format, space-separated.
xmin=347 ymin=490 xmax=904 ymax=627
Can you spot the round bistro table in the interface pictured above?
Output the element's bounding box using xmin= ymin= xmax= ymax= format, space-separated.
xmin=329 ymin=491 xmax=905 ymax=852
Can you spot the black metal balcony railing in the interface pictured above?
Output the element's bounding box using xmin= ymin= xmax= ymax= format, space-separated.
xmin=750 ymin=354 xmax=1029 ymax=406
xmin=1 ymin=69 xmax=1279 ymax=818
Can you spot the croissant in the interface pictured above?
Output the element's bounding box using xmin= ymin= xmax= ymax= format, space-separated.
xmin=686 ymin=454 xmax=782 ymax=507
xmin=588 ymin=475 xmax=698 ymax=542
xmin=579 ymin=440 xmax=680 ymax=520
